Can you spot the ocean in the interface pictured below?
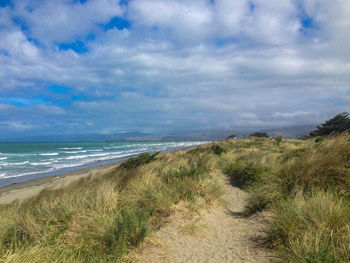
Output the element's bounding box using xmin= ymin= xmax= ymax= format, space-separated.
xmin=0 ymin=141 xmax=205 ymax=188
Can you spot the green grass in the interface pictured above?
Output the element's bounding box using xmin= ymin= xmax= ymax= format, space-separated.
xmin=268 ymin=191 xmax=350 ymax=263
xmin=0 ymin=148 xmax=224 ymax=262
xmin=119 ymin=152 xmax=159 ymax=169
xmin=1 ymin=135 xmax=349 ymax=262
xmin=244 ymin=133 xmax=350 ymax=262
xmin=224 ymin=161 xmax=267 ymax=188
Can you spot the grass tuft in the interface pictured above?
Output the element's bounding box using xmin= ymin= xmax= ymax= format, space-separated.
xmin=268 ymin=191 xmax=350 ymax=263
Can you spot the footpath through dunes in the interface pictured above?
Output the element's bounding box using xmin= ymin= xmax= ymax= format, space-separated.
xmin=1 ymin=138 xmax=306 ymax=262
xmin=131 ymin=175 xmax=271 ymax=263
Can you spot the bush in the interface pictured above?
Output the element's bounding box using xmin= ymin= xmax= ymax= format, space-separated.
xmin=274 ymin=136 xmax=283 ymax=145
xmin=314 ymin=136 xmax=325 ymax=143
xmin=249 ymin=132 xmax=268 ymax=138
xmin=120 ymin=152 xmax=159 ymax=169
xmin=226 ymin=134 xmax=237 ymax=139
xmin=310 ymin=112 xmax=350 ymax=137
xmin=224 ymin=162 xmax=267 ymax=188
xmin=211 ymin=144 xmax=225 ymax=155
xmin=187 ymin=146 xmax=210 ymax=155
xmin=187 ymin=144 xmax=225 ymax=156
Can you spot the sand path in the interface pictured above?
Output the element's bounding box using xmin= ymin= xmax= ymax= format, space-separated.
xmin=134 ymin=176 xmax=271 ymax=263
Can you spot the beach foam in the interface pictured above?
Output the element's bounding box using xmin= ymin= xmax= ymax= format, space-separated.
xmin=59 ymin=147 xmax=83 ymax=150
xmin=39 ymin=153 xmax=59 ymax=156
xmin=0 ymin=141 xmax=206 ymax=186
xmin=30 ymin=162 xmax=53 ymax=166
xmin=65 ymin=155 xmax=89 ymax=160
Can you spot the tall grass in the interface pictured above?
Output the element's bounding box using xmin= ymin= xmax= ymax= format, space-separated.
xmin=281 ymin=134 xmax=350 ymax=194
xmin=244 ymin=133 xmax=350 ymax=262
xmin=269 ymin=191 xmax=350 ymax=263
xmin=0 ymin=148 xmax=223 ymax=262
xmin=2 ymin=135 xmax=347 ymax=262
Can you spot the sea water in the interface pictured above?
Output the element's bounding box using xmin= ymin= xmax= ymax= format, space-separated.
xmin=0 ymin=141 xmax=206 ymax=188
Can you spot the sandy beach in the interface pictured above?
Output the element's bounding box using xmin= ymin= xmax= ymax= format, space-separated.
xmin=0 ymin=160 xmax=121 ymax=205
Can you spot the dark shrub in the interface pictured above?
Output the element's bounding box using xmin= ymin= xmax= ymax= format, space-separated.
xmin=226 ymin=134 xmax=237 ymax=139
xmin=224 ymin=162 xmax=266 ymax=188
xmin=274 ymin=136 xmax=283 ymax=145
xmin=187 ymin=146 xmax=209 ymax=155
xmin=120 ymin=152 xmax=159 ymax=169
xmin=211 ymin=144 xmax=225 ymax=155
xmin=315 ymin=136 xmax=325 ymax=143
xmin=310 ymin=112 xmax=350 ymax=137
xmin=188 ymin=144 xmax=225 ymax=155
xmin=249 ymin=132 xmax=268 ymax=138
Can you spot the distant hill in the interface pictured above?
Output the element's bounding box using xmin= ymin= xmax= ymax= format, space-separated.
xmin=263 ymin=124 xmax=317 ymax=139
xmin=0 ymin=125 xmax=317 ymax=142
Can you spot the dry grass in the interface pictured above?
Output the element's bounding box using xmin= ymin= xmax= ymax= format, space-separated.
xmin=269 ymin=191 xmax=350 ymax=262
xmin=0 ymin=147 xmax=225 ymax=262
xmin=280 ymin=134 xmax=350 ymax=194
xmin=1 ymin=135 xmax=348 ymax=262
xmin=244 ymin=133 xmax=350 ymax=262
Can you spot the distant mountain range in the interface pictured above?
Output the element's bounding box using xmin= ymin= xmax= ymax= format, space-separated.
xmin=263 ymin=124 xmax=317 ymax=139
xmin=0 ymin=124 xmax=316 ymax=142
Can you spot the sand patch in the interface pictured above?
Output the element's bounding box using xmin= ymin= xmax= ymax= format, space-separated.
xmin=131 ymin=176 xmax=271 ymax=263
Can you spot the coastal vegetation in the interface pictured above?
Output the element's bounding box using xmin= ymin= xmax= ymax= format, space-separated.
xmin=0 ymin=129 xmax=349 ymax=262
xmin=0 ymin=145 xmax=224 ymax=262
xmin=226 ymin=134 xmax=237 ymax=139
xmin=249 ymin=132 xmax=269 ymax=138
xmin=245 ymin=133 xmax=350 ymax=262
xmin=309 ymin=112 xmax=350 ymax=137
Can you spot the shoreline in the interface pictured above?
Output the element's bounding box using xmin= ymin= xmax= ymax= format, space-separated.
xmin=0 ymin=145 xmax=199 ymax=204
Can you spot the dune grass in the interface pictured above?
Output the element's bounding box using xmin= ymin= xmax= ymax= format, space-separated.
xmin=269 ymin=191 xmax=350 ymax=263
xmin=212 ymin=134 xmax=350 ymax=262
xmin=0 ymin=147 xmax=225 ymax=262
xmin=243 ymin=133 xmax=350 ymax=262
xmin=1 ymin=135 xmax=349 ymax=262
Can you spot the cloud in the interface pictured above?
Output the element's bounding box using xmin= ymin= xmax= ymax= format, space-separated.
xmin=0 ymin=0 xmax=349 ymax=139
xmin=11 ymin=0 xmax=124 ymax=44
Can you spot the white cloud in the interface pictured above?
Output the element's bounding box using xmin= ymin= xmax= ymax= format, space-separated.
xmin=0 ymin=0 xmax=349 ymax=136
xmin=12 ymin=0 xmax=123 ymax=44
xmin=129 ymin=0 xmax=214 ymax=42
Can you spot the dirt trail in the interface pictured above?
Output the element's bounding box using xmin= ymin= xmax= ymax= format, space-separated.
xmin=133 ymin=176 xmax=271 ymax=263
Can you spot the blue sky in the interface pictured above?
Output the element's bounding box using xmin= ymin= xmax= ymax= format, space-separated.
xmin=0 ymin=0 xmax=349 ymax=139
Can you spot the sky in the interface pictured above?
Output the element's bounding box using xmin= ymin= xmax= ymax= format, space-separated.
xmin=0 ymin=0 xmax=349 ymax=139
